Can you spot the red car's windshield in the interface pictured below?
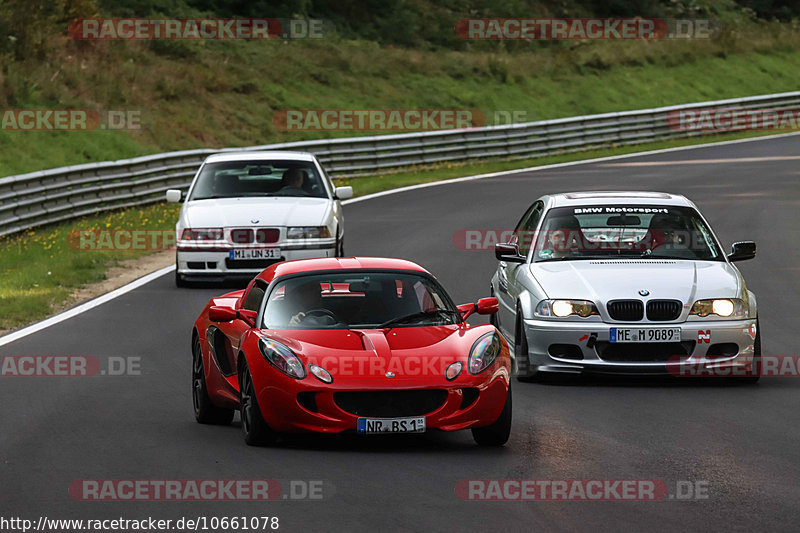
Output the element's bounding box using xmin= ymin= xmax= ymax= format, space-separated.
xmin=262 ymin=271 xmax=460 ymax=329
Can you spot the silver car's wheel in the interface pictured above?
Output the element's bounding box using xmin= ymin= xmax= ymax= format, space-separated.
xmin=515 ymin=307 xmax=542 ymax=382
xmin=738 ymin=318 xmax=761 ymax=384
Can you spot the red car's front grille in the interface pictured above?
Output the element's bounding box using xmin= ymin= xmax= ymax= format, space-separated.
xmin=334 ymin=390 xmax=448 ymax=417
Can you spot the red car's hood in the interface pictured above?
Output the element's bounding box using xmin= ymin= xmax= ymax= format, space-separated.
xmin=259 ymin=325 xmax=493 ymax=383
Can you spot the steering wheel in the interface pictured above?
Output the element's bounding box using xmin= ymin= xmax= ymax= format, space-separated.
xmin=301 ymin=308 xmax=341 ymax=325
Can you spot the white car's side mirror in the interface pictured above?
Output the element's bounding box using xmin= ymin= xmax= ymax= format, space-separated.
xmin=335 ymin=186 xmax=353 ymax=200
xmin=165 ymin=189 xmax=183 ymax=203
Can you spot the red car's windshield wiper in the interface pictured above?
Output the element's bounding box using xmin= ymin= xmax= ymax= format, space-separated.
xmin=378 ymin=309 xmax=458 ymax=329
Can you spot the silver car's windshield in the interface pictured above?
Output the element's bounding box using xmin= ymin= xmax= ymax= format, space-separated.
xmin=531 ymin=205 xmax=723 ymax=262
xmin=189 ymin=160 xmax=328 ymax=200
xmin=262 ymin=272 xmax=460 ymax=329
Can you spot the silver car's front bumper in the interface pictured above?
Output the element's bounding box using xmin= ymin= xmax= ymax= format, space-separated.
xmin=517 ymin=317 xmax=757 ymax=376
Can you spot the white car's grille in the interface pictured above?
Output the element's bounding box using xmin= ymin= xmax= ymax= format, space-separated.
xmin=230 ymin=228 xmax=279 ymax=244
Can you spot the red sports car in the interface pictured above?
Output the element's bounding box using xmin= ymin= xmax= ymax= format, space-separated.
xmin=191 ymin=257 xmax=512 ymax=446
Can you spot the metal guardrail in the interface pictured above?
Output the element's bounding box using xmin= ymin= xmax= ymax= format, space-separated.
xmin=1 ymin=91 xmax=798 ymax=237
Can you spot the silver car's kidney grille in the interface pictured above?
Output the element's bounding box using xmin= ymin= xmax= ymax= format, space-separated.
xmin=646 ymin=300 xmax=682 ymax=321
xmin=607 ymin=300 xmax=644 ymax=321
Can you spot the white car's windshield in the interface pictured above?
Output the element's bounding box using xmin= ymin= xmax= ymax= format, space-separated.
xmin=530 ymin=205 xmax=723 ymax=262
xmin=262 ymin=272 xmax=460 ymax=329
xmin=189 ymin=160 xmax=328 ymax=200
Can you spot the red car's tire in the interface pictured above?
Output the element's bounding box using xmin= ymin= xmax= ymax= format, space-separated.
xmin=471 ymin=384 xmax=512 ymax=446
xmin=192 ymin=334 xmax=234 ymax=425
xmin=239 ymin=358 xmax=278 ymax=446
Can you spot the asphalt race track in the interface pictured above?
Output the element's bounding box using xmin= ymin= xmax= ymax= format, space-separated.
xmin=2 ymin=135 xmax=799 ymax=532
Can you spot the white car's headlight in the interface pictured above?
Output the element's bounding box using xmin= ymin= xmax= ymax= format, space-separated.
xmin=287 ymin=226 xmax=331 ymax=239
xmin=180 ymin=228 xmax=223 ymax=241
xmin=535 ymin=299 xmax=599 ymax=318
xmin=689 ymin=298 xmax=748 ymax=319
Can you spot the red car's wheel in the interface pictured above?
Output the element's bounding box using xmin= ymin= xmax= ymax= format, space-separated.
xmin=239 ymin=358 xmax=278 ymax=446
xmin=471 ymin=384 xmax=512 ymax=446
xmin=192 ymin=334 xmax=234 ymax=425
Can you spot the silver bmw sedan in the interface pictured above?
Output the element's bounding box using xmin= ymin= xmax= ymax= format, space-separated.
xmin=490 ymin=191 xmax=760 ymax=381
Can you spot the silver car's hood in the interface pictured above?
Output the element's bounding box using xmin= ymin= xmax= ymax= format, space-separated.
xmin=183 ymin=197 xmax=330 ymax=228
xmin=531 ymin=260 xmax=742 ymax=304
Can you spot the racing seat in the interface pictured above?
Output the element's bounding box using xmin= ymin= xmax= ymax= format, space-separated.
xmin=543 ymin=214 xmax=584 ymax=253
xmin=647 ymin=213 xmax=687 ymax=248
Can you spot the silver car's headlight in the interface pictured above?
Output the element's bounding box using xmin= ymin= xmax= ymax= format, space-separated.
xmin=689 ymin=298 xmax=748 ymax=319
xmin=258 ymin=338 xmax=306 ymax=379
xmin=535 ymin=299 xmax=599 ymax=318
xmin=468 ymin=333 xmax=501 ymax=375
xmin=287 ymin=226 xmax=331 ymax=239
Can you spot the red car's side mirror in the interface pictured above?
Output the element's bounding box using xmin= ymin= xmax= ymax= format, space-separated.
xmin=458 ymin=297 xmax=499 ymax=320
xmin=238 ymin=309 xmax=257 ymax=327
xmin=457 ymin=303 xmax=474 ymax=320
xmin=209 ymin=306 xmax=257 ymax=327
xmin=209 ymin=306 xmax=237 ymax=322
xmin=476 ymin=297 xmax=499 ymax=315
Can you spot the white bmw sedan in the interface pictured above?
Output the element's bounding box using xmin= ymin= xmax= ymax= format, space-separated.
xmin=491 ymin=191 xmax=760 ymax=381
xmin=166 ymin=151 xmax=353 ymax=286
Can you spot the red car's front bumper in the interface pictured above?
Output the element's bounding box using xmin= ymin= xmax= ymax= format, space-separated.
xmin=242 ymin=354 xmax=510 ymax=434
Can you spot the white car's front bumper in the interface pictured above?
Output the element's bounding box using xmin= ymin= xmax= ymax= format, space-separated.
xmin=176 ymin=240 xmax=336 ymax=280
xmin=517 ymin=317 xmax=758 ymax=376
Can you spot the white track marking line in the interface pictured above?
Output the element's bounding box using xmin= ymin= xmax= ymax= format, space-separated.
xmin=342 ymin=131 xmax=800 ymax=206
xmin=2 ymin=131 xmax=799 ymax=346
xmin=0 ymin=265 xmax=175 ymax=348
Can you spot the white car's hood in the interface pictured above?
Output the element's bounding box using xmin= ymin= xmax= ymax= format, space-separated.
xmin=531 ymin=260 xmax=742 ymax=304
xmin=182 ymin=197 xmax=331 ymax=228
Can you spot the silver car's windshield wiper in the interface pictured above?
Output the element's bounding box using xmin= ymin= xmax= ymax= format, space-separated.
xmin=535 ymin=256 xmax=612 ymax=262
xmin=378 ymin=309 xmax=458 ymax=328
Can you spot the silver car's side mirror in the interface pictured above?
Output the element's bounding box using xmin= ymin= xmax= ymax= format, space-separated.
xmin=495 ymin=243 xmax=526 ymax=263
xmin=727 ymin=241 xmax=756 ymax=262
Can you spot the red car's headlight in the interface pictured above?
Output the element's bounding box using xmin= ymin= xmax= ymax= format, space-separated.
xmin=258 ymin=338 xmax=306 ymax=379
xmin=468 ymin=333 xmax=501 ymax=374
